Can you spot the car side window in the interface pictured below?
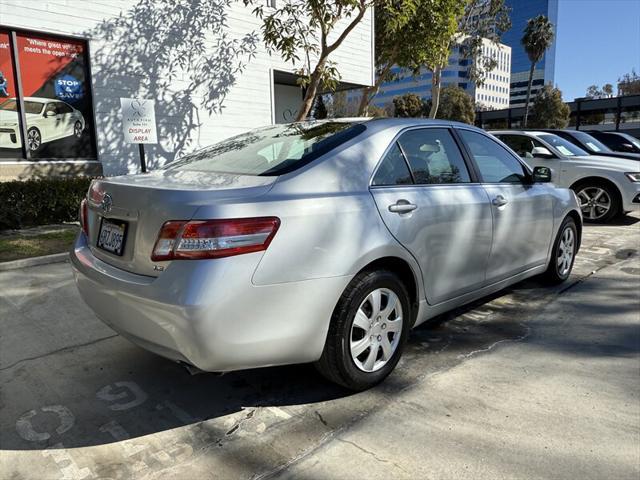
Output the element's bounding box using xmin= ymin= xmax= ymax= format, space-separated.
xmin=498 ymin=134 xmax=545 ymax=158
xmin=57 ymin=102 xmax=73 ymax=114
xmin=45 ymin=103 xmax=58 ymax=115
xmin=397 ymin=128 xmax=471 ymax=184
xmin=459 ymin=130 xmax=528 ymax=184
xmin=372 ymin=142 xmax=414 ymax=186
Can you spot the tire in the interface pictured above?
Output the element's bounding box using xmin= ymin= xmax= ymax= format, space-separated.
xmin=74 ymin=121 xmax=83 ymax=138
xmin=542 ymin=216 xmax=578 ymax=284
xmin=27 ymin=127 xmax=42 ymax=152
xmin=315 ymin=269 xmax=411 ymax=391
xmin=572 ymin=180 xmax=620 ymax=223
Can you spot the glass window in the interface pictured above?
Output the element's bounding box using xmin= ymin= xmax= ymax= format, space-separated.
xmin=569 ymin=131 xmax=610 ymax=153
xmin=459 ymin=129 xmax=528 ymax=184
xmin=496 ymin=134 xmax=546 ymax=159
xmin=169 ymin=121 xmax=366 ymax=176
xmin=537 ymin=134 xmax=587 ymax=156
xmin=397 ymin=128 xmax=470 ymax=184
xmin=372 ymin=143 xmax=413 ymax=186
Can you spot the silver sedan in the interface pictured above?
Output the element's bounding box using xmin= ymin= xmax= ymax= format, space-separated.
xmin=71 ymin=119 xmax=582 ymax=390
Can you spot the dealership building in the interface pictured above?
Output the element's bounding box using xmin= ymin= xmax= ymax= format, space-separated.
xmin=0 ymin=0 xmax=374 ymax=180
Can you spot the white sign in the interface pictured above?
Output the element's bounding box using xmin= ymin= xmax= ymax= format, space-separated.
xmin=120 ymin=98 xmax=158 ymax=144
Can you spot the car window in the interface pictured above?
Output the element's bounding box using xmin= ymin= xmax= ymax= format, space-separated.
xmin=372 ymin=143 xmax=413 ymax=186
xmin=45 ymin=103 xmax=59 ymax=115
xmin=168 ymin=121 xmax=366 ymax=176
xmin=497 ymin=134 xmax=546 ymax=158
xmin=0 ymin=99 xmax=43 ymax=114
xmin=56 ymin=102 xmax=73 ymax=114
xmin=537 ymin=134 xmax=587 ymax=156
xmin=459 ymin=130 xmax=528 ymax=183
xmin=570 ymin=131 xmax=610 ymax=153
xmin=396 ymin=128 xmax=470 ymax=184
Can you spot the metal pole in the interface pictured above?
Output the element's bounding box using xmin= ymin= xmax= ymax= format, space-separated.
xmin=8 ymin=31 xmax=30 ymax=160
xmin=138 ymin=144 xmax=147 ymax=173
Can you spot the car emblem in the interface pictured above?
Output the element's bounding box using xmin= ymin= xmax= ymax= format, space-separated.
xmin=101 ymin=193 xmax=113 ymax=213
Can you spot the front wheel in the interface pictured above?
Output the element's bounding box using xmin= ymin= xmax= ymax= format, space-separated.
xmin=573 ymin=181 xmax=620 ymax=223
xmin=315 ymin=270 xmax=411 ymax=391
xmin=542 ymin=216 xmax=578 ymax=284
xmin=27 ymin=127 xmax=42 ymax=152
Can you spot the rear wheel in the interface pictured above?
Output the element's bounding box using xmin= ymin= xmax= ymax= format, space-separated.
xmin=315 ymin=270 xmax=411 ymax=391
xmin=573 ymin=181 xmax=620 ymax=223
xmin=543 ymin=216 xmax=578 ymax=284
xmin=74 ymin=121 xmax=83 ymax=138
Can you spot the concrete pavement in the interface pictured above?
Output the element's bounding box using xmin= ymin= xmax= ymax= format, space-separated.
xmin=0 ymin=215 xmax=638 ymax=479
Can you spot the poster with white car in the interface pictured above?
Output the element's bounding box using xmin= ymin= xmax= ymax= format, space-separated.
xmin=0 ymin=31 xmax=96 ymax=159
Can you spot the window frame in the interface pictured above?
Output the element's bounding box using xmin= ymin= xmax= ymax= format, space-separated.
xmin=0 ymin=25 xmax=99 ymax=162
xmin=455 ymin=128 xmax=534 ymax=185
xmin=369 ymin=125 xmax=481 ymax=189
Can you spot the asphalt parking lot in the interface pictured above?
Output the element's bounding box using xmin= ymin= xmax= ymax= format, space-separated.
xmin=1 ymin=214 xmax=639 ymax=480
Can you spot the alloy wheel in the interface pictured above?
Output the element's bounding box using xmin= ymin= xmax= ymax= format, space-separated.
xmin=557 ymin=226 xmax=575 ymax=277
xmin=350 ymin=288 xmax=403 ymax=372
xmin=27 ymin=129 xmax=41 ymax=151
xmin=74 ymin=122 xmax=83 ymax=138
xmin=576 ymin=187 xmax=611 ymax=221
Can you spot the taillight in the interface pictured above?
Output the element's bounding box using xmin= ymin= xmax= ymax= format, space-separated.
xmin=88 ymin=180 xmax=104 ymax=205
xmin=151 ymin=217 xmax=280 ymax=261
xmin=80 ymin=198 xmax=89 ymax=237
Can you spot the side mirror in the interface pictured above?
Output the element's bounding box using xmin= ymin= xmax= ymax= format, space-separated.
xmin=532 ymin=166 xmax=552 ymax=183
xmin=532 ymin=146 xmax=554 ymax=158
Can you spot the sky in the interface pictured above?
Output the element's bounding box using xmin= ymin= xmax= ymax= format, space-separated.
xmin=554 ymin=0 xmax=640 ymax=101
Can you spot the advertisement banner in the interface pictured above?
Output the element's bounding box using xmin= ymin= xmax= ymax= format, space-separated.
xmin=120 ymin=98 xmax=158 ymax=144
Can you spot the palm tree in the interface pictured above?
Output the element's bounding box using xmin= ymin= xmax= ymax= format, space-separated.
xmin=521 ymin=15 xmax=555 ymax=127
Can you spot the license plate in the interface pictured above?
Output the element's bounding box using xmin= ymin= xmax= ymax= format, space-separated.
xmin=97 ymin=218 xmax=128 ymax=256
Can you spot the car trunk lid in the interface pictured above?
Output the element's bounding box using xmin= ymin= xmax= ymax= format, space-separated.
xmin=86 ymin=170 xmax=276 ymax=277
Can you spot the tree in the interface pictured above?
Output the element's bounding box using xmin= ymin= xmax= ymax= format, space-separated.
xmin=356 ymin=0 xmax=419 ymax=116
xmin=602 ymin=83 xmax=614 ymax=97
xmin=245 ymin=0 xmax=371 ymax=122
xmin=312 ymin=95 xmax=328 ymax=119
xmin=528 ymin=85 xmax=570 ymax=128
xmin=521 ymin=15 xmax=555 ymax=127
xmin=586 ymin=84 xmax=603 ymax=98
xmin=618 ymin=69 xmax=640 ymax=96
xmin=434 ymin=85 xmax=476 ymax=124
xmin=393 ymin=93 xmax=425 ymax=117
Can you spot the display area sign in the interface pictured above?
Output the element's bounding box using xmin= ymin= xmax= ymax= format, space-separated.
xmin=120 ymin=98 xmax=157 ymax=144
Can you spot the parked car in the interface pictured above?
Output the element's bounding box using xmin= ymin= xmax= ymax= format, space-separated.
xmin=0 ymin=97 xmax=85 ymax=152
xmin=72 ymin=119 xmax=582 ymax=390
xmin=491 ymin=130 xmax=640 ymax=223
xmin=586 ymin=130 xmax=640 ymax=155
xmin=537 ymin=129 xmax=640 ymax=161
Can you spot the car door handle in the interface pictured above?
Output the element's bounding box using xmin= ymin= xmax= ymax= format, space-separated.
xmin=492 ymin=195 xmax=508 ymax=207
xmin=388 ymin=200 xmax=417 ymax=214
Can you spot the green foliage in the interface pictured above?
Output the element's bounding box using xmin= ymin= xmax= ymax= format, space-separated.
xmin=393 ymin=93 xmax=426 ymax=117
xmin=313 ymin=95 xmax=328 ymax=119
xmin=618 ymin=69 xmax=640 ymax=96
xmin=586 ymin=83 xmax=614 ymax=99
xmin=0 ymin=177 xmax=92 ymax=230
xmin=434 ymin=85 xmax=476 ymax=124
xmin=521 ymin=15 xmax=555 ymax=65
xmin=521 ymin=14 xmax=555 ymax=126
xmin=245 ymin=0 xmax=370 ymax=121
xmin=528 ymin=85 xmax=570 ymax=129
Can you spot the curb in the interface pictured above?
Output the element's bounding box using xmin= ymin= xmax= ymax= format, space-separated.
xmin=0 ymin=252 xmax=69 ymax=272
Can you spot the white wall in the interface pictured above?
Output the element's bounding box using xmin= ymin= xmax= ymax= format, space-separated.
xmin=0 ymin=0 xmax=374 ymax=175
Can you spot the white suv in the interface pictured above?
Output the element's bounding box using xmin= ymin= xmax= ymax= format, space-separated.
xmin=491 ymin=130 xmax=640 ymax=223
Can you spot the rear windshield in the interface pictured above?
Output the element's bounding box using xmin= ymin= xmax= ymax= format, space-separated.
xmin=168 ymin=121 xmax=366 ymax=176
xmin=537 ymin=133 xmax=588 ymax=156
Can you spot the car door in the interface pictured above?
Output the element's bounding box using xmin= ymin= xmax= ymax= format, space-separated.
xmin=55 ymin=102 xmax=75 ymax=137
xmin=370 ymin=127 xmax=493 ymax=305
xmin=458 ymin=129 xmax=554 ymax=283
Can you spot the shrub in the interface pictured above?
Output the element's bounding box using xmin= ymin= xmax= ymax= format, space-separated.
xmin=0 ymin=177 xmax=93 ymax=230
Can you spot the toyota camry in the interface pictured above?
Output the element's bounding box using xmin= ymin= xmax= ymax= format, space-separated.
xmin=71 ymin=119 xmax=582 ymax=390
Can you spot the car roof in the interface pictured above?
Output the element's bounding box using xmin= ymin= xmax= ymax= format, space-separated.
xmin=489 ymin=130 xmax=551 ymax=136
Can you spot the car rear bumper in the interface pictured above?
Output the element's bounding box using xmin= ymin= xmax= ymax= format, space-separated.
xmin=70 ymin=233 xmax=352 ymax=372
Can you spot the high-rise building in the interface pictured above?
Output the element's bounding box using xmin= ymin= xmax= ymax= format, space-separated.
xmin=502 ymin=0 xmax=559 ymax=107
xmin=367 ymin=38 xmax=511 ymax=112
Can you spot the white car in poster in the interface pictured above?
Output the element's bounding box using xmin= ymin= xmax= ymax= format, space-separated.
xmin=0 ymin=97 xmax=85 ymax=152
